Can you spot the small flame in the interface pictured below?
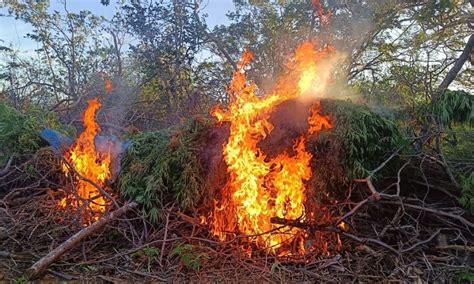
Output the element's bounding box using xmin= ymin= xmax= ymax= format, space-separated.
xmin=104 ymin=79 xmax=113 ymax=94
xmin=337 ymin=221 xmax=348 ymax=231
xmin=59 ymin=98 xmax=111 ymax=223
xmin=211 ymin=41 xmax=336 ymax=255
xmin=312 ymin=0 xmax=332 ymax=26
xmin=308 ymin=101 xmax=332 ymax=135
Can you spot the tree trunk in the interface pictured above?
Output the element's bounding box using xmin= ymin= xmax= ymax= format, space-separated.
xmin=434 ymin=33 xmax=474 ymax=101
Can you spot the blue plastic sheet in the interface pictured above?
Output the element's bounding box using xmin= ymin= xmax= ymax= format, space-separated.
xmin=40 ymin=128 xmax=131 ymax=181
xmin=40 ymin=128 xmax=73 ymax=152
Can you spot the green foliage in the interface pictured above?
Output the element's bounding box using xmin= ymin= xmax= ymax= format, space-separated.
xmin=441 ymin=124 xmax=474 ymax=166
xmin=2 ymin=1 xmax=109 ymax=108
xmin=434 ymin=90 xmax=473 ymax=127
xmin=118 ymin=117 xmax=211 ymax=222
xmin=131 ymin=246 xmax=160 ymax=264
xmin=455 ymin=268 xmax=474 ymax=282
xmin=0 ymin=102 xmax=73 ymax=162
xmin=458 ymin=172 xmax=474 ymax=215
xmin=170 ymin=243 xmax=209 ymax=271
xmin=15 ymin=275 xmax=29 ymax=284
xmin=322 ymin=100 xmax=405 ymax=179
xmin=0 ymin=103 xmax=42 ymax=158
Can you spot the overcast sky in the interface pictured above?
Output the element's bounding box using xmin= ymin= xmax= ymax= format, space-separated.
xmin=0 ymin=0 xmax=235 ymax=55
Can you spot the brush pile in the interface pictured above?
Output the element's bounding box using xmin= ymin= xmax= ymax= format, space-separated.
xmin=1 ymin=96 xmax=472 ymax=282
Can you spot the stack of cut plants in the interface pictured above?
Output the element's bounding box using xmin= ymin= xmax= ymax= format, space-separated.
xmin=1 ymin=41 xmax=473 ymax=282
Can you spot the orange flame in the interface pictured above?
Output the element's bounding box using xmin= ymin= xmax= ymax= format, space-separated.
xmin=312 ymin=0 xmax=332 ymax=26
xmin=59 ymin=98 xmax=111 ymax=223
xmin=211 ymin=41 xmax=335 ymax=254
xmin=104 ymin=79 xmax=113 ymax=94
xmin=308 ymin=101 xmax=332 ymax=135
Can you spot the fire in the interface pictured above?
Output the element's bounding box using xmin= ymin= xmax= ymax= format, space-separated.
xmin=308 ymin=101 xmax=332 ymax=135
xmin=59 ymin=98 xmax=111 ymax=223
xmin=211 ymin=41 xmax=335 ymax=254
xmin=104 ymin=79 xmax=113 ymax=94
xmin=312 ymin=0 xmax=332 ymax=26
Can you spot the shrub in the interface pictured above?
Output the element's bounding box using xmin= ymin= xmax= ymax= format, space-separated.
xmin=321 ymin=99 xmax=405 ymax=179
xmin=0 ymin=102 xmax=74 ymax=163
xmin=170 ymin=243 xmax=209 ymax=271
xmin=117 ymin=116 xmax=211 ymax=222
xmin=459 ymin=172 xmax=474 ymax=215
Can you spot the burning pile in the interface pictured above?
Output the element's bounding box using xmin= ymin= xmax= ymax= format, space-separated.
xmin=59 ymin=98 xmax=111 ymax=223
xmin=52 ymin=40 xmax=400 ymax=258
xmin=211 ymin=42 xmax=338 ymax=255
xmin=54 ymin=0 xmax=343 ymax=254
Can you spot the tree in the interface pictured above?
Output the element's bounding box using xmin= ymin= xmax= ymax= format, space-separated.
xmin=1 ymin=0 xmax=112 ymax=109
xmin=120 ymin=0 xmax=211 ymax=128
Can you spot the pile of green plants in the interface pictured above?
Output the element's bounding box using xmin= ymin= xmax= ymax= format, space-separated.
xmin=320 ymin=99 xmax=406 ymax=179
xmin=119 ymin=101 xmax=407 ymax=220
xmin=117 ymin=117 xmax=212 ymax=222
xmin=0 ymin=102 xmax=73 ymax=164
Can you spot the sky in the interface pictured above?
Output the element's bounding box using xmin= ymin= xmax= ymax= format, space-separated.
xmin=0 ymin=0 xmax=235 ymax=56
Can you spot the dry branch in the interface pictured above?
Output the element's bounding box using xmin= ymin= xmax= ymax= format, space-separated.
xmin=270 ymin=217 xmax=339 ymax=232
xmin=270 ymin=217 xmax=400 ymax=254
xmin=380 ymin=200 xmax=474 ymax=229
xmin=436 ymin=245 xmax=474 ymax=253
xmin=59 ymin=153 xmax=119 ymax=209
xmin=353 ymin=178 xmax=381 ymax=200
xmin=0 ymin=155 xmax=15 ymax=176
xmin=26 ymin=201 xmax=138 ymax=279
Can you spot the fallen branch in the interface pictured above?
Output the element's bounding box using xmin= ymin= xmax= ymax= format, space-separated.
xmin=436 ymin=245 xmax=474 ymax=253
xmin=340 ymin=232 xmax=399 ymax=255
xmin=26 ymin=201 xmax=138 ymax=280
xmin=270 ymin=217 xmax=339 ymax=233
xmin=159 ymin=211 xmax=170 ymax=266
xmin=381 ymin=200 xmax=474 ymax=229
xmin=353 ymin=178 xmax=381 ymax=200
xmin=336 ymin=178 xmax=382 ymax=224
xmin=0 ymin=250 xmax=32 ymax=261
xmin=270 ymin=217 xmax=400 ymax=255
xmin=401 ymin=229 xmax=441 ymax=253
xmin=59 ymin=153 xmax=120 ymax=209
xmin=0 ymin=154 xmax=15 ymax=176
xmin=336 ymin=198 xmax=369 ymax=225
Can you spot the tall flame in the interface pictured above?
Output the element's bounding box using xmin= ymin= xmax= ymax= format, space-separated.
xmin=211 ymin=41 xmax=335 ymax=254
xmin=59 ymin=98 xmax=111 ymax=223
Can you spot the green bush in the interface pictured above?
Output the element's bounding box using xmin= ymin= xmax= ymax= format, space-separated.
xmin=117 ymin=117 xmax=211 ymax=222
xmin=170 ymin=243 xmax=209 ymax=271
xmin=0 ymin=102 xmax=74 ymax=163
xmin=459 ymin=172 xmax=474 ymax=215
xmin=322 ymin=99 xmax=406 ymax=179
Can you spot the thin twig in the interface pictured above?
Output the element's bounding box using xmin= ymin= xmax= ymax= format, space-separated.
xmin=0 ymin=154 xmax=15 ymax=176
xmin=159 ymin=211 xmax=170 ymax=267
